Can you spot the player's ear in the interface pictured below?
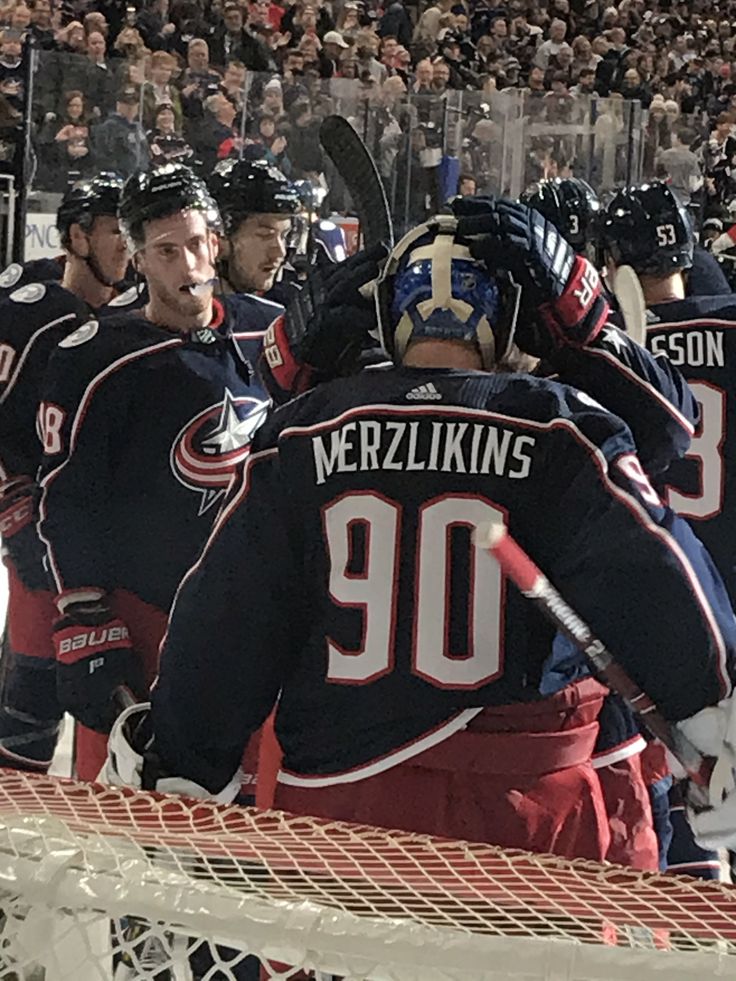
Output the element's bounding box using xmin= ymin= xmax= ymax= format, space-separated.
xmin=132 ymin=250 xmax=145 ymax=277
xmin=208 ymin=230 xmax=220 ymax=262
xmin=69 ymin=222 xmax=90 ymax=258
xmin=217 ymin=235 xmax=230 ymax=260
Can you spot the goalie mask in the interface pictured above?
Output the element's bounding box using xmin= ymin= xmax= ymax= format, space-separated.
xmin=375 ymin=215 xmax=505 ymax=369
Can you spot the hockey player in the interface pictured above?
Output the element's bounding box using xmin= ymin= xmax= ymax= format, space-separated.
xmin=36 ymin=164 xmax=276 ymax=781
xmin=207 ymin=159 xmax=300 ymax=298
xmin=521 ymin=177 xmax=601 ymax=262
xmin=0 ymin=173 xmax=128 ymax=774
xmin=521 ymin=177 xmax=674 ymax=867
xmin=601 ymin=179 xmax=736 ymax=876
xmin=103 ymin=203 xmax=735 ymax=865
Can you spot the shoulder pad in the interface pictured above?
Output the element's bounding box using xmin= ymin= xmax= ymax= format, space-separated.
xmin=59 ymin=320 xmax=99 ymax=349
xmin=9 ymin=282 xmax=46 ymax=304
xmin=106 ymin=284 xmax=145 ymax=308
xmin=0 ymin=262 xmax=23 ymax=289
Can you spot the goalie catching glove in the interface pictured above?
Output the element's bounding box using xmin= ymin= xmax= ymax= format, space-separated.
xmin=260 ymin=242 xmax=388 ymax=404
xmin=99 ymin=701 xmax=242 ymax=803
xmin=454 ymin=197 xmax=609 ymax=358
xmin=53 ymin=593 xmax=147 ymax=733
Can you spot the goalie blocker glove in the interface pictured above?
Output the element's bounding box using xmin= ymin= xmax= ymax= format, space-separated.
xmin=455 ymin=197 xmax=609 ymax=358
xmin=260 ymin=243 xmax=388 ymax=404
xmin=53 ymin=593 xmax=146 ymax=733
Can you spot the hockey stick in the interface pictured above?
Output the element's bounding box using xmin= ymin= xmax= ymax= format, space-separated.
xmin=612 ymin=264 xmax=647 ymax=346
xmin=474 ymin=518 xmax=713 ymax=800
xmin=319 ymin=115 xmax=394 ymax=251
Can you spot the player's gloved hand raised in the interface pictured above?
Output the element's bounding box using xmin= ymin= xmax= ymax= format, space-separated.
xmin=260 ymin=243 xmax=388 ymax=404
xmin=454 ymin=198 xmax=609 ymax=356
xmin=53 ymin=595 xmax=147 ymax=733
xmin=0 ymin=477 xmax=47 ymax=590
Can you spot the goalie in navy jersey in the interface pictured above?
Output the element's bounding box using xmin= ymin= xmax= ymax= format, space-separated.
xmin=103 ymin=201 xmax=736 ymax=864
xmin=0 ymin=173 xmax=129 ymax=775
xmin=36 ymin=164 xmax=276 ymax=781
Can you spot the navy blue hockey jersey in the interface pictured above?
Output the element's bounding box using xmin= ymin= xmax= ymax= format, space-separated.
xmin=0 ymin=282 xmax=91 ymax=479
xmin=37 ymin=294 xmax=277 ymax=611
xmin=647 ymin=294 xmax=736 ymax=601
xmin=152 ymin=366 xmax=734 ymax=794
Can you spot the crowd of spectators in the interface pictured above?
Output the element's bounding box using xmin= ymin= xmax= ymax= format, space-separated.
xmin=3 ymin=0 xmax=736 ymax=229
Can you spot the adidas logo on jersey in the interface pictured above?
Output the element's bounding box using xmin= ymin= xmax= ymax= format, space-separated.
xmin=406 ymin=382 xmax=442 ymax=401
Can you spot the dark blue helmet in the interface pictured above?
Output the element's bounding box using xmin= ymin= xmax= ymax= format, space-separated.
xmin=521 ymin=177 xmax=600 ymax=253
xmin=208 ymin=159 xmax=300 ymax=236
xmin=120 ymin=164 xmax=221 ymax=247
xmin=56 ymin=172 xmax=125 ymax=248
xmin=600 ymin=181 xmax=694 ymax=275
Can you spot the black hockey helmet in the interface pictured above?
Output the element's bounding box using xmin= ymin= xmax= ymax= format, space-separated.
xmin=120 ymin=164 xmax=221 ymax=247
xmin=521 ymin=177 xmax=600 ymax=252
xmin=56 ymin=172 xmax=125 ymax=248
xmin=207 ymin=159 xmax=300 ymax=236
xmin=600 ymin=181 xmax=694 ymax=275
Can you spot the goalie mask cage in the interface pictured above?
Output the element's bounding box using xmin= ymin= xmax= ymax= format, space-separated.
xmin=0 ymin=773 xmax=734 ymax=981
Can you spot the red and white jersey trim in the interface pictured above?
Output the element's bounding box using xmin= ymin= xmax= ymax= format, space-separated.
xmin=277 ymin=708 xmax=483 ymax=788
xmin=592 ymin=733 xmax=647 ymax=769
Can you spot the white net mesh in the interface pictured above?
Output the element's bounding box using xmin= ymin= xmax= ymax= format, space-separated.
xmin=0 ymin=772 xmax=733 ymax=980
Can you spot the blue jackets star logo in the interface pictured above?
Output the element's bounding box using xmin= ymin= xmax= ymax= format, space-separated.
xmin=170 ymin=389 xmax=269 ymax=514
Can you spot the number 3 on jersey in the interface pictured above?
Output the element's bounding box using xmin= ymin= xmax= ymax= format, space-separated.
xmin=667 ymin=381 xmax=725 ymax=520
xmin=322 ymin=493 xmax=505 ymax=689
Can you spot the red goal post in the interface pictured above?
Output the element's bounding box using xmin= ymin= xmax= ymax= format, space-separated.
xmin=0 ymin=771 xmax=734 ymax=980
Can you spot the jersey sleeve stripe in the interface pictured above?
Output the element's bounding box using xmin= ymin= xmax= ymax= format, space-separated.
xmin=580 ymin=345 xmax=696 ymax=436
xmin=37 ymin=337 xmax=184 ymax=592
xmin=0 ymin=312 xmax=78 ymax=405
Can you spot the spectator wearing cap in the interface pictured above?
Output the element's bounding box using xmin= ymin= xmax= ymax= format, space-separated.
xmin=211 ymin=3 xmax=274 ymax=72
xmin=322 ymin=29 xmax=348 ymax=76
xmin=143 ymin=50 xmax=183 ymax=129
xmin=93 ymin=84 xmax=149 ymax=176
xmin=148 ymin=102 xmax=193 ymax=165
xmin=534 ymin=19 xmax=567 ymax=72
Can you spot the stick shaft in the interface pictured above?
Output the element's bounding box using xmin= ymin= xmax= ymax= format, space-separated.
xmin=478 ymin=522 xmax=712 ymax=790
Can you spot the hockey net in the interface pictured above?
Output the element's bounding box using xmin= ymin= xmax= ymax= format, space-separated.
xmin=0 ymin=774 xmax=734 ymax=980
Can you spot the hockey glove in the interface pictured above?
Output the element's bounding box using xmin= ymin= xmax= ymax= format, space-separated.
xmin=456 ymin=198 xmax=609 ymax=357
xmin=53 ymin=596 xmax=147 ymax=733
xmin=677 ymin=696 xmax=736 ymax=851
xmin=260 ymin=243 xmax=388 ymax=404
xmin=99 ymin=701 xmax=242 ymax=803
xmin=0 ymin=477 xmax=49 ymax=591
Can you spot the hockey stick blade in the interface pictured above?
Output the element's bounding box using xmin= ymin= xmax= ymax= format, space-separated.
xmin=474 ymin=518 xmax=713 ymax=802
xmin=319 ymin=115 xmax=394 ymax=250
xmin=613 ymin=264 xmax=647 ymax=346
